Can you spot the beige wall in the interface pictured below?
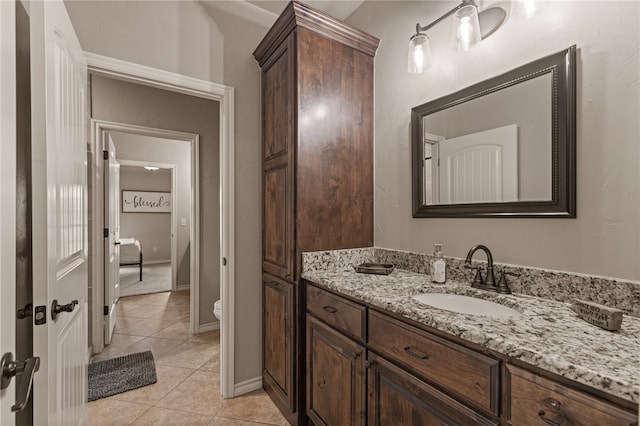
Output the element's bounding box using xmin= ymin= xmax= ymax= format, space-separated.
xmin=347 ymin=1 xmax=640 ymax=280
xmin=66 ymin=1 xmax=269 ymax=383
xmin=119 ymin=166 xmax=172 ymax=263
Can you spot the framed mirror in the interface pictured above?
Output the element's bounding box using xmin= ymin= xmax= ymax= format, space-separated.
xmin=411 ymin=46 xmax=576 ymax=218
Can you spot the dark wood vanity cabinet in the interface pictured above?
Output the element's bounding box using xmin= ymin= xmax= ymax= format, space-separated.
xmin=305 ymin=283 xmax=638 ymax=426
xmin=254 ymin=2 xmax=379 ymax=423
xmin=305 ymin=284 xmax=499 ymax=426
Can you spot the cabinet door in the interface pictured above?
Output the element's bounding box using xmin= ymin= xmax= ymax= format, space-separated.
xmin=367 ymin=354 xmax=499 ymax=426
xmin=261 ymin=37 xmax=295 ymax=280
xmin=263 ymin=274 xmax=295 ymax=411
xmin=307 ymin=316 xmax=366 ymax=426
xmin=263 ymin=160 xmax=294 ymax=280
xmin=262 ymin=37 xmax=292 ymax=162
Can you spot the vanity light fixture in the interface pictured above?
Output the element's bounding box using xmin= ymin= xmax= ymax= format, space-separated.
xmin=408 ymin=0 xmax=506 ymax=73
xmin=511 ymin=0 xmax=549 ymax=18
xmin=143 ymin=166 xmax=160 ymax=171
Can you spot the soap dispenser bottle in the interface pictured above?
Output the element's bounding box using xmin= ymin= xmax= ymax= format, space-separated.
xmin=431 ymin=244 xmax=447 ymax=284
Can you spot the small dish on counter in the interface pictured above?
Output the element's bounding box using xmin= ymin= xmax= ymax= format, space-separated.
xmin=354 ymin=263 xmax=394 ymax=275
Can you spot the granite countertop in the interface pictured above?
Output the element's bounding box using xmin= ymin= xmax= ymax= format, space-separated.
xmin=301 ymin=267 xmax=640 ymax=405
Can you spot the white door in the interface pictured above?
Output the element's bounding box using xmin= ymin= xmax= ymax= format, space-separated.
xmin=0 ymin=0 xmax=17 ymax=422
xmin=439 ymin=124 xmax=518 ymax=204
xmin=104 ymin=137 xmax=120 ymax=345
xmin=30 ymin=1 xmax=88 ymax=424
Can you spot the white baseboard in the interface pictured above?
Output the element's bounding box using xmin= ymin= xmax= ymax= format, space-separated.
xmin=144 ymin=259 xmax=171 ymax=265
xmin=197 ymin=321 xmax=220 ymax=333
xmin=176 ymin=284 xmax=190 ymax=291
xmin=234 ymin=376 xmax=263 ymax=397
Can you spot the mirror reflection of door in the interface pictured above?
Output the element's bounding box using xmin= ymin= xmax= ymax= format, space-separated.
xmin=104 ymin=137 xmax=120 ymax=345
xmin=438 ymin=124 xmax=518 ymax=204
xmin=423 ymin=133 xmax=444 ymax=204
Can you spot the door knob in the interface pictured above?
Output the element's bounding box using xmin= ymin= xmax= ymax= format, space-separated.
xmin=1 ymin=352 xmax=40 ymax=412
xmin=51 ymin=299 xmax=78 ymax=321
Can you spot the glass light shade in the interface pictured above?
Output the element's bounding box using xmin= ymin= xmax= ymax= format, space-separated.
xmin=452 ymin=4 xmax=481 ymax=51
xmin=408 ymin=33 xmax=431 ymax=74
xmin=143 ymin=166 xmax=160 ymax=171
xmin=511 ymin=0 xmax=549 ymax=18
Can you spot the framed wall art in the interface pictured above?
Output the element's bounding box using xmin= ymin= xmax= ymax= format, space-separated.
xmin=122 ymin=190 xmax=172 ymax=213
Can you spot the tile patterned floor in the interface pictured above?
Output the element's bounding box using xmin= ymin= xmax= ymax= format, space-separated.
xmin=89 ymin=291 xmax=288 ymax=426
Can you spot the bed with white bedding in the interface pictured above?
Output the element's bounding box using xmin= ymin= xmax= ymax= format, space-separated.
xmin=119 ymin=237 xmax=143 ymax=281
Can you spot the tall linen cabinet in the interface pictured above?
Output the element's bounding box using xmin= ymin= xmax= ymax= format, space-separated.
xmin=253 ymin=2 xmax=379 ymax=424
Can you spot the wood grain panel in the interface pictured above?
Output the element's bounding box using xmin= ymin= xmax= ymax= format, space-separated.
xmin=368 ymin=310 xmax=500 ymax=415
xmin=367 ymin=353 xmax=499 ymax=426
xmin=263 ymin=42 xmax=291 ymax=161
xmin=505 ymin=365 xmax=637 ymax=426
xmin=263 ymin=164 xmax=292 ymax=278
xmin=263 ymin=275 xmax=295 ymax=410
xmin=306 ymin=316 xmax=366 ymax=426
xmin=295 ymin=27 xmax=374 ymax=256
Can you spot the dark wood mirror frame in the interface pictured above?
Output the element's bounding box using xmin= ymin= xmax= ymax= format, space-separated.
xmin=411 ymin=45 xmax=576 ymax=218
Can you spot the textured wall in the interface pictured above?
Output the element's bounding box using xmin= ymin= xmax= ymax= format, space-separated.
xmin=347 ymin=1 xmax=640 ymax=280
xmin=66 ymin=1 xmax=269 ymax=384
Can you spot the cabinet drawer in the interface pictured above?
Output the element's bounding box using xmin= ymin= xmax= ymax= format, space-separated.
xmin=307 ymin=285 xmax=366 ymax=340
xmin=368 ymin=310 xmax=500 ymax=415
xmin=505 ymin=365 xmax=637 ymax=426
xmin=368 ymin=353 xmax=499 ymax=426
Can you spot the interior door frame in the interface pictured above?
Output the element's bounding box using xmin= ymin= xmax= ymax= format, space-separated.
xmin=117 ymin=158 xmax=179 ymax=291
xmin=0 ymin=0 xmax=17 ymax=421
xmin=86 ymin=53 xmax=236 ymax=398
xmin=92 ymin=121 xmax=199 ymax=341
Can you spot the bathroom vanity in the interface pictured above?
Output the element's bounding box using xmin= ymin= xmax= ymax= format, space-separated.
xmin=302 ymin=249 xmax=639 ymax=425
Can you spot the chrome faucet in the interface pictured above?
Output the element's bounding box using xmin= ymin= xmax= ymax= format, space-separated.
xmin=464 ymin=245 xmax=511 ymax=294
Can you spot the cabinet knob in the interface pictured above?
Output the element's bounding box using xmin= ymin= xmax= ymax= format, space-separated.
xmin=543 ymin=397 xmax=562 ymax=410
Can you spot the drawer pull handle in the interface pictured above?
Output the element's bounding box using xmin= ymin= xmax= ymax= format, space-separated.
xmin=322 ymin=306 xmax=338 ymax=314
xmin=269 ymin=281 xmax=279 ymax=287
xmin=403 ymin=346 xmax=429 ymax=360
xmin=538 ymin=411 xmax=561 ymax=426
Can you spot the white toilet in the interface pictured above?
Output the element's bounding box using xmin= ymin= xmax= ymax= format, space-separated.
xmin=213 ymin=299 xmax=222 ymax=320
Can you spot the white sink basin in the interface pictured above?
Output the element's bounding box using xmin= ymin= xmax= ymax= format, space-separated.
xmin=412 ymin=293 xmax=521 ymax=318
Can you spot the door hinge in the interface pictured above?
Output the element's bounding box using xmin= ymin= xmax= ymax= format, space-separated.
xmin=103 ymin=150 xmax=108 ymax=160
xmin=104 ymin=306 xmax=109 ymax=315
xmin=103 ymin=228 xmax=108 ymax=238
xmin=34 ymin=306 xmax=46 ymax=325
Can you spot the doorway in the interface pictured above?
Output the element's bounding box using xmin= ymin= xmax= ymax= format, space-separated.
xmin=91 ymin=120 xmax=201 ymax=353
xmin=86 ymin=54 xmax=236 ymax=398
xmin=113 ymin=133 xmax=193 ymax=297
xmin=117 ymin=162 xmax=175 ymax=297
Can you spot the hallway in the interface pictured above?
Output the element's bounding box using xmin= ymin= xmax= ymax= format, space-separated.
xmin=89 ymin=291 xmax=287 ymax=425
